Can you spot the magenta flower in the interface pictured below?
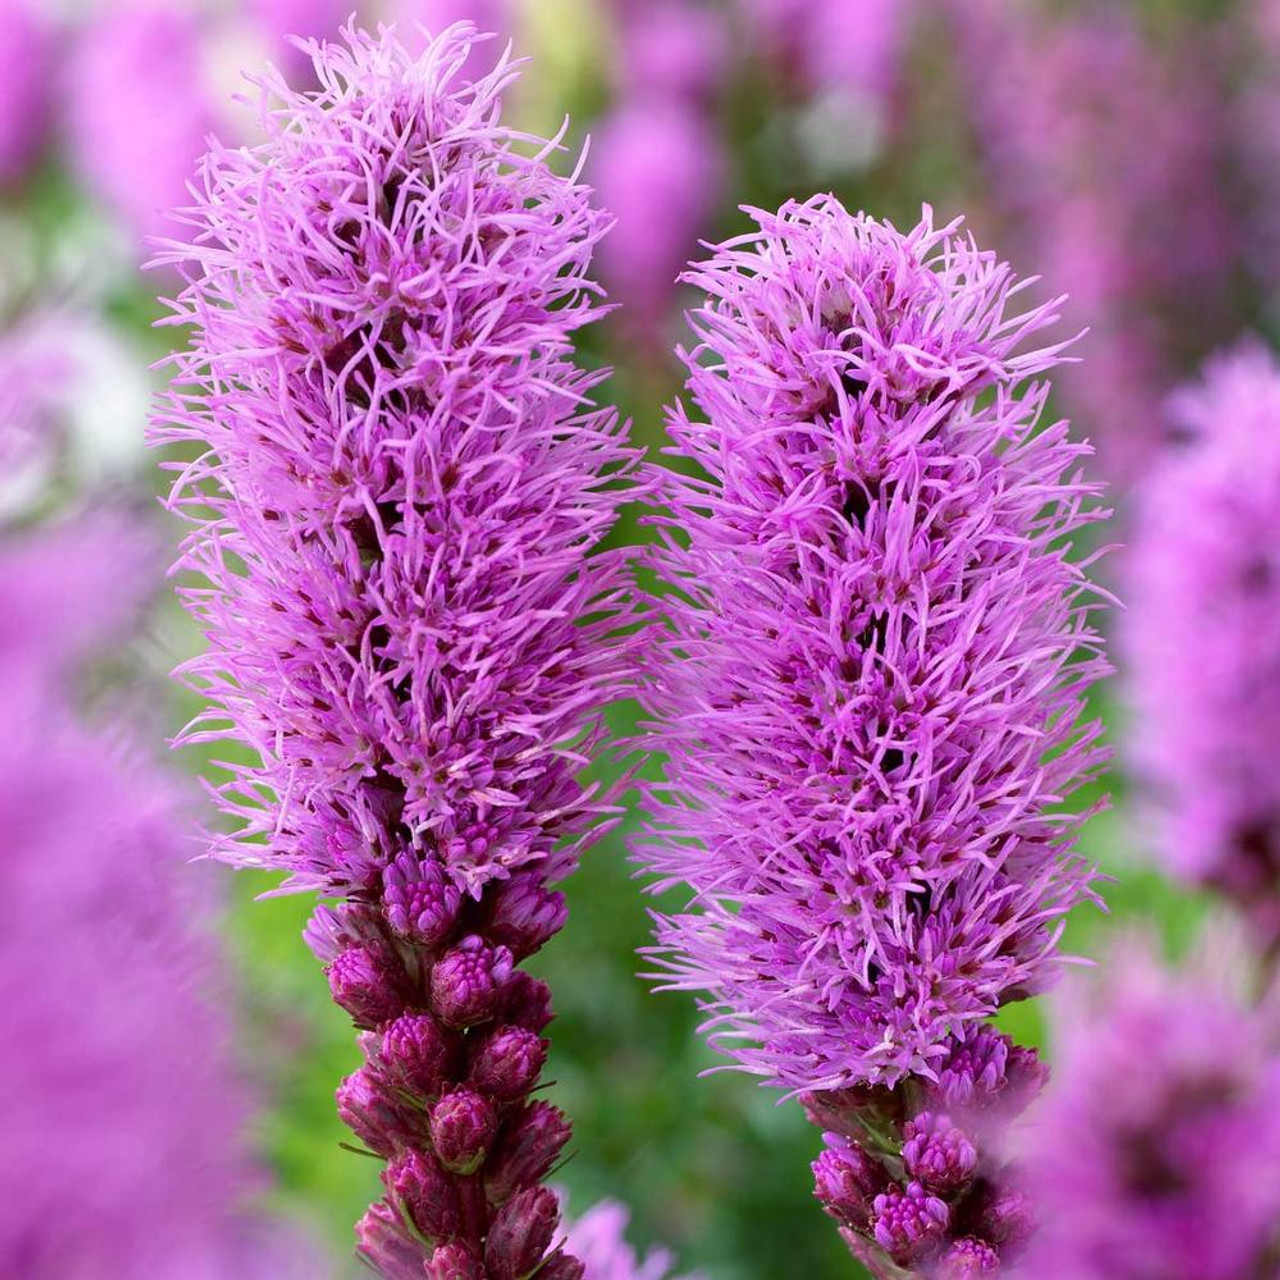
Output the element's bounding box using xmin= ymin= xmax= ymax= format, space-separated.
xmin=635 ymin=195 xmax=1108 ymax=1270
xmin=1020 ymin=934 xmax=1280 ymax=1279
xmin=562 ymin=1199 xmax=698 ymax=1280
xmin=0 ymin=518 xmax=306 ymax=1278
xmin=639 ymin=195 xmax=1108 ymax=1093
xmin=611 ymin=1 xmax=727 ymax=104
xmin=0 ymin=0 xmax=52 ymax=184
xmin=593 ymin=97 xmax=723 ymax=353
xmin=949 ymin=0 xmax=1235 ymax=486
xmin=154 ymin=23 xmax=638 ymax=1274
xmin=67 ymin=2 xmax=217 ymax=250
xmin=1125 ymin=343 xmax=1280 ymax=942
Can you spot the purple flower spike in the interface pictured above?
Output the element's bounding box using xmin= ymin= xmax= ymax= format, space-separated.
xmin=635 ymin=195 xmax=1108 ymax=1270
xmin=637 ymin=196 xmax=1109 ymax=1093
xmin=871 ymin=1182 xmax=950 ymax=1264
xmin=153 ymin=22 xmax=639 ymax=1271
xmin=338 ymin=1066 xmax=421 ymax=1158
xmin=1126 ymin=343 xmax=1280 ymax=943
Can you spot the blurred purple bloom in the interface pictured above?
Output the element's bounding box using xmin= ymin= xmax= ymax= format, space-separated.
xmin=1125 ymin=343 xmax=1280 ymax=940
xmin=739 ymin=0 xmax=911 ymax=101
xmin=951 ymin=0 xmax=1235 ymax=486
xmin=0 ymin=0 xmax=52 ymax=184
xmin=611 ymin=1 xmax=726 ymax=103
xmin=67 ymin=2 xmax=217 ymax=250
xmin=243 ymin=0 xmax=348 ymax=78
xmin=562 ymin=1200 xmax=696 ymax=1280
xmin=0 ymin=518 xmax=302 ymax=1278
xmin=1020 ymin=934 xmax=1280 ymax=1279
xmin=154 ymin=22 xmax=638 ymax=1271
xmin=593 ymin=97 xmax=723 ymax=352
xmin=637 ymin=196 xmax=1109 ymax=1094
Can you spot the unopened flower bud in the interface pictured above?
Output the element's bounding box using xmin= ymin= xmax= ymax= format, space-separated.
xmin=871 ymin=1181 xmax=949 ymax=1265
xmin=485 ymin=1101 xmax=571 ymax=1205
xmin=430 ymin=1089 xmax=498 ymax=1175
xmin=501 ymin=970 xmax=554 ymax=1032
xmin=902 ymin=1112 xmax=978 ymax=1193
xmin=812 ymin=1132 xmax=887 ymax=1229
xmin=386 ymin=1148 xmax=462 ymax=1242
xmin=934 ymin=1237 xmax=1001 ymax=1277
xmin=537 ymin=1254 xmax=586 ymax=1280
xmin=487 ymin=873 xmax=568 ymax=959
xmin=328 ymin=944 xmax=403 ymax=1027
xmin=469 ymin=1026 xmax=547 ymax=1101
xmin=1001 ymin=1045 xmax=1049 ymax=1114
xmin=423 ymin=1241 xmax=484 ymax=1280
xmin=383 ymin=851 xmax=462 ymax=949
xmin=484 ymin=1185 xmax=559 ymax=1280
xmin=377 ymin=1012 xmax=456 ymax=1099
xmin=355 ymin=1199 xmax=421 ymax=1277
xmin=973 ymin=1183 xmax=1034 ymax=1254
xmin=337 ymin=1065 xmax=420 ymax=1157
xmin=430 ymin=936 xmax=514 ymax=1028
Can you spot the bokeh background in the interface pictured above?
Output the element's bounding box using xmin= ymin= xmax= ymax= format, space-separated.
xmin=1 ymin=0 xmax=1270 ymax=1274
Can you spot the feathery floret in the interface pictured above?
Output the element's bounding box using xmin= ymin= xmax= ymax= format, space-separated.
xmin=637 ymin=196 xmax=1109 ymax=1093
xmin=153 ymin=22 xmax=638 ymax=1273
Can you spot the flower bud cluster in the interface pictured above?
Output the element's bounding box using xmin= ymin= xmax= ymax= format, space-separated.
xmin=809 ymin=1026 xmax=1041 ymax=1274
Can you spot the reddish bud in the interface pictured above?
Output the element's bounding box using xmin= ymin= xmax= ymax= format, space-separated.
xmin=430 ymin=936 xmax=514 ymax=1028
xmin=484 ymin=1185 xmax=559 ymax=1280
xmin=328 ymin=944 xmax=403 ymax=1027
xmin=430 ymin=1089 xmax=498 ymax=1175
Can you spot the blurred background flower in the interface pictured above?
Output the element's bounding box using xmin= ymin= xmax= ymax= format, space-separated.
xmin=4 ymin=0 xmax=1280 ymax=1275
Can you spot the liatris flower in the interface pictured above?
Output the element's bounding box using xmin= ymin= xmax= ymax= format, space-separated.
xmin=593 ymin=98 xmax=723 ymax=354
xmin=0 ymin=0 xmax=52 ymax=184
xmin=1125 ymin=343 xmax=1280 ymax=944
xmin=67 ymin=2 xmax=217 ymax=250
xmin=636 ymin=196 xmax=1108 ymax=1271
xmin=154 ymin=23 xmax=639 ymax=1275
xmin=1019 ymin=933 xmax=1280 ymax=1278
xmin=948 ymin=0 xmax=1235 ymax=487
xmin=0 ymin=518 xmax=304 ymax=1278
xmin=594 ymin=2 xmax=725 ymax=354
xmin=562 ymin=1199 xmax=698 ymax=1280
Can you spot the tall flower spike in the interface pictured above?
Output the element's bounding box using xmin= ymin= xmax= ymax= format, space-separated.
xmin=1126 ymin=343 xmax=1280 ymax=946
xmin=636 ymin=196 xmax=1109 ymax=1270
xmin=153 ymin=23 xmax=640 ymax=1275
